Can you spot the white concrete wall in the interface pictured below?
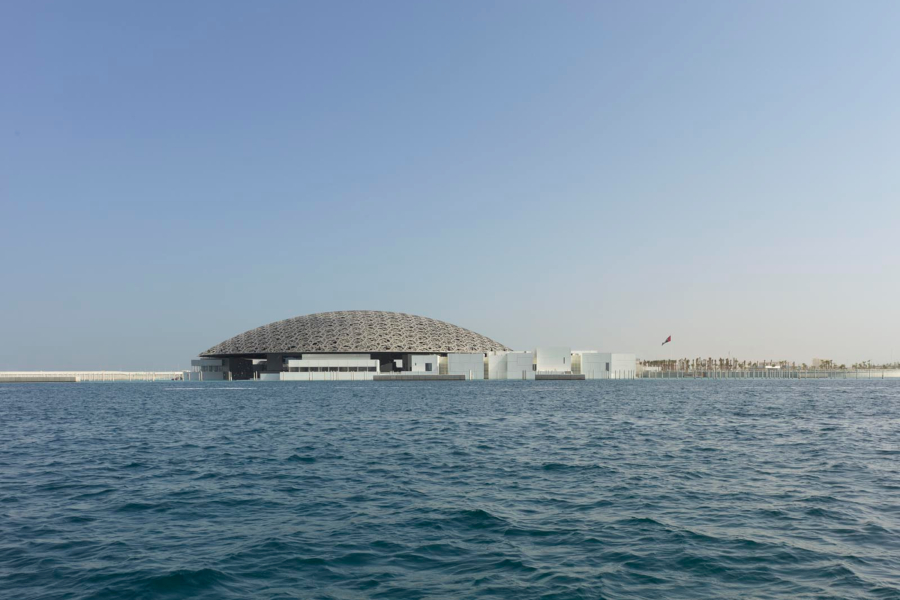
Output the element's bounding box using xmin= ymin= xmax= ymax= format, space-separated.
xmin=283 ymin=371 xmax=376 ymax=381
xmin=286 ymin=355 xmax=378 ymax=372
xmin=447 ymin=353 xmax=484 ymax=380
xmin=573 ymin=351 xmax=606 ymax=379
xmin=610 ymin=353 xmax=636 ymax=379
xmin=513 ymin=352 xmax=535 ymax=379
xmin=486 ymin=352 xmax=508 ymax=380
xmin=508 ymin=352 xmax=536 ymax=380
xmin=404 ymin=354 xmax=439 ymax=373
xmin=535 ymin=347 xmax=571 ymax=373
xmin=260 ymin=371 xmax=376 ymax=381
xmin=487 ymin=351 xmax=535 ymax=380
xmin=592 ymin=353 xmax=636 ymax=379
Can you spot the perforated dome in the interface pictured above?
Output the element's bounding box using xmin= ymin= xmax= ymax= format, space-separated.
xmin=201 ymin=310 xmax=510 ymax=356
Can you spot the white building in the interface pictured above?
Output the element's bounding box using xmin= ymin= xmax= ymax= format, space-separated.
xmin=190 ymin=310 xmax=636 ymax=382
xmin=572 ymin=351 xmax=636 ymax=379
xmin=445 ymin=353 xmax=485 ymax=380
xmin=187 ymin=358 xmax=227 ymax=381
xmin=534 ymin=347 xmax=572 ymax=373
xmin=402 ymin=354 xmax=439 ymax=373
xmin=486 ymin=351 xmax=535 ymax=380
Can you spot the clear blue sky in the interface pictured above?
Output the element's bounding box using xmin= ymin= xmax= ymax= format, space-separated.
xmin=2 ymin=1 xmax=898 ymax=369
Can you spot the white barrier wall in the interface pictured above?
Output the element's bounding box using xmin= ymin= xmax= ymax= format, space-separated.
xmin=581 ymin=353 xmax=606 ymax=379
xmin=404 ymin=354 xmax=439 ymax=373
xmin=447 ymin=353 xmax=484 ymax=380
xmin=535 ymin=347 xmax=572 ymax=373
xmin=487 ymin=351 xmax=535 ymax=380
xmin=572 ymin=351 xmax=607 ymax=379
xmin=486 ymin=353 xmax=506 ymax=379
xmin=610 ymin=353 xmax=636 ymax=379
xmin=592 ymin=353 xmax=636 ymax=379
xmin=284 ymin=371 xmax=376 ymax=381
xmin=286 ymin=355 xmax=378 ymax=373
xmin=509 ymin=352 xmax=536 ymax=379
xmin=261 ymin=371 xmax=376 ymax=381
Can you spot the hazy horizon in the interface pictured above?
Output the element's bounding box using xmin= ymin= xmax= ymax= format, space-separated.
xmin=2 ymin=1 xmax=899 ymax=370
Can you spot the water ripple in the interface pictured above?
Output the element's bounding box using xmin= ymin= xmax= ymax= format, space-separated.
xmin=0 ymin=380 xmax=899 ymax=599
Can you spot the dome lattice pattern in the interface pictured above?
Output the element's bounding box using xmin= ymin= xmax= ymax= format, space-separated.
xmin=201 ymin=311 xmax=510 ymax=356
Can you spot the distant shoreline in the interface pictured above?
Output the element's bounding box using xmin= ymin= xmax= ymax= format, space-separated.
xmin=2 ymin=369 xmax=900 ymax=383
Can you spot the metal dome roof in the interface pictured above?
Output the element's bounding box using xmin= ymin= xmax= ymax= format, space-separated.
xmin=201 ymin=310 xmax=510 ymax=356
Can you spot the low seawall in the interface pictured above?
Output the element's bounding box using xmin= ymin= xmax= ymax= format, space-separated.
xmin=0 ymin=372 xmax=184 ymax=383
xmin=0 ymin=376 xmax=77 ymax=383
xmin=373 ymin=374 xmax=466 ymax=381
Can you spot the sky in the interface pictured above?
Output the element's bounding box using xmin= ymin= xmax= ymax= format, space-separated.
xmin=1 ymin=1 xmax=899 ymax=370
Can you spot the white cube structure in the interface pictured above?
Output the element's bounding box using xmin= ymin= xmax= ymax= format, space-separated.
xmin=534 ymin=347 xmax=572 ymax=373
xmin=487 ymin=351 xmax=535 ymax=380
xmin=447 ymin=353 xmax=485 ymax=380
xmin=580 ymin=352 xmax=636 ymax=379
xmin=189 ymin=359 xmax=226 ymax=380
xmin=403 ymin=354 xmax=439 ymax=373
xmin=572 ymin=351 xmax=606 ymax=379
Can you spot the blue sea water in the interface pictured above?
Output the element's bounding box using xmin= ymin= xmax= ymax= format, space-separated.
xmin=1 ymin=380 xmax=899 ymax=600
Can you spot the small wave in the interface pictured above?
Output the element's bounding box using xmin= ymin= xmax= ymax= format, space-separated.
xmin=73 ymin=488 xmax=115 ymax=499
xmin=63 ymin=515 xmax=96 ymax=523
xmin=332 ymin=551 xmax=381 ymax=566
xmin=618 ymin=516 xmax=668 ymax=529
xmin=674 ymin=553 xmax=731 ymax=577
xmin=141 ymin=568 xmax=237 ymax=595
xmin=455 ymin=557 xmax=538 ymax=575
xmin=115 ymin=502 xmax=165 ymax=513
xmin=541 ymin=462 xmax=614 ymax=473
xmin=805 ymin=506 xmax=845 ymax=519
xmin=412 ymin=542 xmax=463 ymax=557
xmin=450 ymin=508 xmax=509 ymax=530
xmin=287 ymin=454 xmax=316 ymax=463
xmin=165 ymin=387 xmax=252 ymax=390
xmin=277 ymin=555 xmax=329 ymax=567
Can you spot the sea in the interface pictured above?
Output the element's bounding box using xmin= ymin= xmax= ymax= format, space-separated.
xmin=1 ymin=380 xmax=899 ymax=599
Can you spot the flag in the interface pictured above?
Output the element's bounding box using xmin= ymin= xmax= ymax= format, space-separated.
xmin=662 ymin=335 xmax=672 ymax=346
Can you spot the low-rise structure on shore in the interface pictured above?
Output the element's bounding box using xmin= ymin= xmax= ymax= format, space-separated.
xmin=186 ymin=310 xmax=636 ymax=381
